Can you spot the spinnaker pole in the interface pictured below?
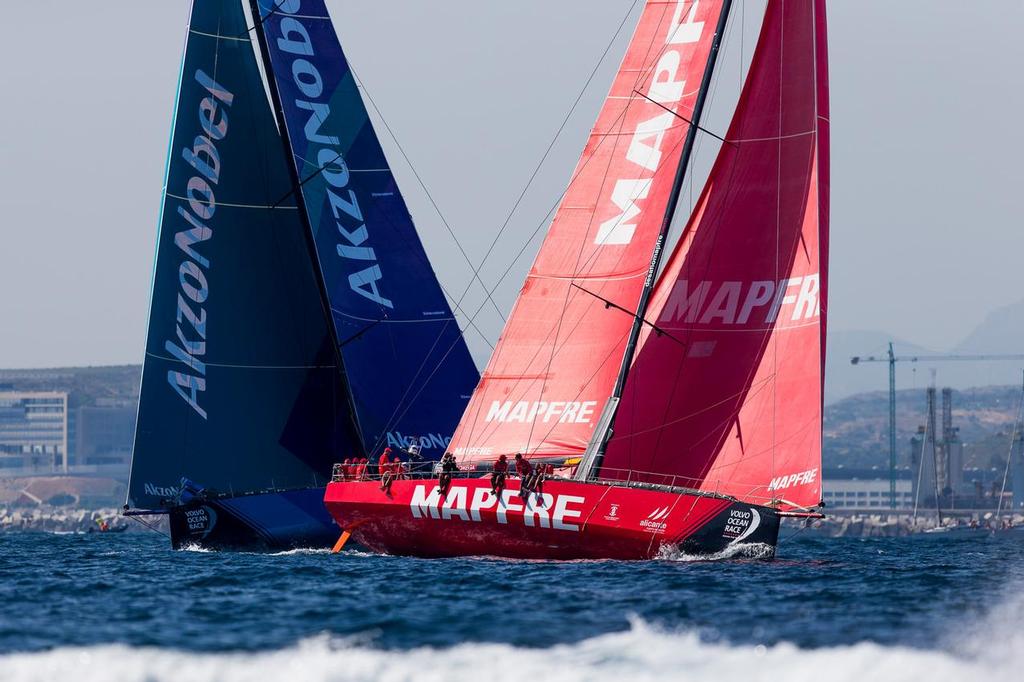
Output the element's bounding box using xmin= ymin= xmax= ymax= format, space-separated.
xmin=577 ymin=0 xmax=734 ymax=480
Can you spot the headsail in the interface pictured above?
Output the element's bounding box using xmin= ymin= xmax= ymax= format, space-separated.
xmin=128 ymin=0 xmax=359 ymax=510
xmin=601 ymin=0 xmax=830 ymax=510
xmin=251 ymin=0 xmax=479 ymax=457
xmin=447 ymin=0 xmax=727 ymax=462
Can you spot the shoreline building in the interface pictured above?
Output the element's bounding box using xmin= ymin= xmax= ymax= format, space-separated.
xmin=0 ymin=392 xmax=69 ymax=474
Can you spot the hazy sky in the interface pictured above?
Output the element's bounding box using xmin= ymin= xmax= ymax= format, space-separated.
xmin=1 ymin=0 xmax=1021 ymax=369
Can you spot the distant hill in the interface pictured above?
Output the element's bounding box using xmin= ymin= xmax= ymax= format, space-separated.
xmin=823 ymin=384 xmax=1023 ymax=473
xmin=825 ymin=299 xmax=1024 ymax=405
xmin=954 ymin=298 xmax=1024 ymax=355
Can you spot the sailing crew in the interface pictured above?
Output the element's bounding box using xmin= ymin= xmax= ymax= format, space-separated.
xmin=438 ymin=452 xmax=458 ymax=496
xmin=356 ymin=458 xmax=368 ymax=480
xmin=491 ymin=454 xmax=509 ymax=495
xmin=332 ymin=462 xmax=344 ymax=482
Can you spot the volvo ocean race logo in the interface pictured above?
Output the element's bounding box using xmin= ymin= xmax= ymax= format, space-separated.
xmin=267 ymin=0 xmax=392 ymax=309
xmin=595 ymin=1 xmax=706 ymax=247
xmin=723 ymin=508 xmax=760 ymax=543
xmin=603 ymin=503 xmax=621 ymax=522
xmin=165 ymin=70 xmax=235 ymax=420
xmin=409 ymin=484 xmax=585 ymax=532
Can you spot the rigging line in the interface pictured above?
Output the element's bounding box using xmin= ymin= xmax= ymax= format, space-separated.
xmin=368 ymin=0 xmax=645 ymax=450
xmin=569 ymin=284 xmax=686 ymax=347
xmin=347 ymin=63 xmax=508 ymax=327
xmin=428 ymin=0 xmax=644 ymax=326
xmin=372 ymin=1 xmax=709 ymax=450
xmin=631 ymin=89 xmax=735 ymax=146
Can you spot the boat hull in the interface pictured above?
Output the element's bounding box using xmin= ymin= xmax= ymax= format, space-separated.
xmin=323 ymin=478 xmax=780 ymax=560
xmin=168 ymin=487 xmax=338 ymax=551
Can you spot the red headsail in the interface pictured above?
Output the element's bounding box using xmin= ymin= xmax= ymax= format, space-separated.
xmin=601 ymin=0 xmax=829 ymax=510
xmin=448 ymin=1 xmax=729 ymax=462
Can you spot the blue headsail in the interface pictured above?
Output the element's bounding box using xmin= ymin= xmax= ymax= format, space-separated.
xmin=128 ymin=0 xmax=361 ymax=510
xmin=252 ymin=0 xmax=480 ymax=457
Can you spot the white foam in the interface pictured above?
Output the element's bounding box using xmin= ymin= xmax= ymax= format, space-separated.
xmin=3 ymin=609 xmax=1022 ymax=682
xmin=657 ymin=542 xmax=776 ymax=562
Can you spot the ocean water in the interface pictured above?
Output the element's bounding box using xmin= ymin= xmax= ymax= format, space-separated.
xmin=1 ymin=531 xmax=1022 ymax=681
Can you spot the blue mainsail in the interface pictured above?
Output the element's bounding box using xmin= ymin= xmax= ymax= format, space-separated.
xmin=252 ymin=0 xmax=480 ymax=456
xmin=128 ymin=0 xmax=361 ymax=510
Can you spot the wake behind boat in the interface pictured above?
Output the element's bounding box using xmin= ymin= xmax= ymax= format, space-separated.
xmin=325 ymin=0 xmax=830 ymax=560
xmin=124 ymin=0 xmax=478 ymax=550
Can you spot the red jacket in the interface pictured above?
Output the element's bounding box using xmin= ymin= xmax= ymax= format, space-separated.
xmin=515 ymin=458 xmax=532 ymax=476
xmin=493 ymin=458 xmax=508 ymax=474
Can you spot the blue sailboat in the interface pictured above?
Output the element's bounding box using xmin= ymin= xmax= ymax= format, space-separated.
xmin=125 ymin=0 xmax=479 ymax=550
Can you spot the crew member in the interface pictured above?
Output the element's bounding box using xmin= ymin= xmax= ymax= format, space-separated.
xmin=356 ymin=457 xmax=368 ymax=480
xmin=342 ymin=458 xmax=354 ymax=480
xmin=491 ymin=454 xmax=508 ymax=495
xmin=438 ymin=452 xmax=458 ymax=496
xmin=380 ymin=453 xmax=402 ymax=494
xmin=377 ymin=447 xmax=393 ymax=480
xmin=514 ymin=453 xmax=533 ymax=499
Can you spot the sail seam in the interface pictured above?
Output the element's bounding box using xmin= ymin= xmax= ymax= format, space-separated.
xmin=145 ymin=352 xmax=335 ymax=370
xmin=189 ymin=29 xmax=251 ymax=42
xmin=165 ymin=193 xmax=299 ymax=209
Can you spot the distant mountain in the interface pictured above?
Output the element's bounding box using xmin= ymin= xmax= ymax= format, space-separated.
xmin=825 ymin=306 xmax=1024 ymax=405
xmin=954 ymin=298 xmax=1024 ymax=355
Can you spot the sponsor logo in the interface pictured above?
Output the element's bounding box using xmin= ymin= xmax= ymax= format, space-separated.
xmin=659 ymin=276 xmax=821 ymax=327
xmin=144 ymin=482 xmax=181 ymax=499
xmin=385 ymin=432 xmax=452 ymax=451
xmin=165 ymin=69 xmax=236 ymax=420
xmin=484 ymin=400 xmax=598 ymax=424
xmin=595 ymin=1 xmax=707 ymax=247
xmin=268 ymin=0 xmax=392 ymax=309
xmin=603 ymin=503 xmax=621 ymax=522
xmin=639 ymin=506 xmax=670 ymax=533
xmin=408 ymin=484 xmax=585 ymax=532
xmin=722 ymin=508 xmax=760 ymax=543
xmin=183 ymin=505 xmax=217 ymax=538
xmin=768 ymin=467 xmax=819 ymax=492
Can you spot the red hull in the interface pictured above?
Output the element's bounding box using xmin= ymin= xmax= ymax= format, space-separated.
xmin=323 ymin=478 xmax=780 ymax=560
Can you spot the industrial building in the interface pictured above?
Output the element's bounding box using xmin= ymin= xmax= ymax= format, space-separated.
xmin=822 ymin=468 xmax=915 ymax=509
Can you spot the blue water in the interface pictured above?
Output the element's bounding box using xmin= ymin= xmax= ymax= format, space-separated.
xmin=1 ymin=531 xmax=1022 ymax=681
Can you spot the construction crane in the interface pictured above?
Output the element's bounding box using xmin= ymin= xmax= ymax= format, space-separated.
xmin=850 ymin=345 xmax=1024 ymax=509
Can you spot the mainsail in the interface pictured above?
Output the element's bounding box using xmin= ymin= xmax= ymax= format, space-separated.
xmin=448 ymin=0 xmax=727 ymax=461
xmin=128 ymin=0 xmax=359 ymax=510
xmin=251 ymin=0 xmax=479 ymax=455
xmin=601 ymin=0 xmax=829 ymax=510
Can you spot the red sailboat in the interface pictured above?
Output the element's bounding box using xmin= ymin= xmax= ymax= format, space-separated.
xmin=324 ymin=0 xmax=829 ymax=560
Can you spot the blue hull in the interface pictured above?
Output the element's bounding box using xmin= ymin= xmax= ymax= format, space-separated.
xmin=168 ymin=487 xmax=338 ymax=550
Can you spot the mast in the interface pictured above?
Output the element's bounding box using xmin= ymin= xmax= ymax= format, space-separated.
xmin=247 ymin=0 xmax=366 ymax=457
xmin=578 ymin=0 xmax=734 ymax=480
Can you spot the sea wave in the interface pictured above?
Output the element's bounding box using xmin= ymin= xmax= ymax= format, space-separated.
xmin=2 ymin=609 xmax=1021 ymax=682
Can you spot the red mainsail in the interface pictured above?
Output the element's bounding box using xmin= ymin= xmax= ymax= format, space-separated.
xmin=601 ymin=0 xmax=829 ymax=511
xmin=449 ymin=1 xmax=728 ymax=461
